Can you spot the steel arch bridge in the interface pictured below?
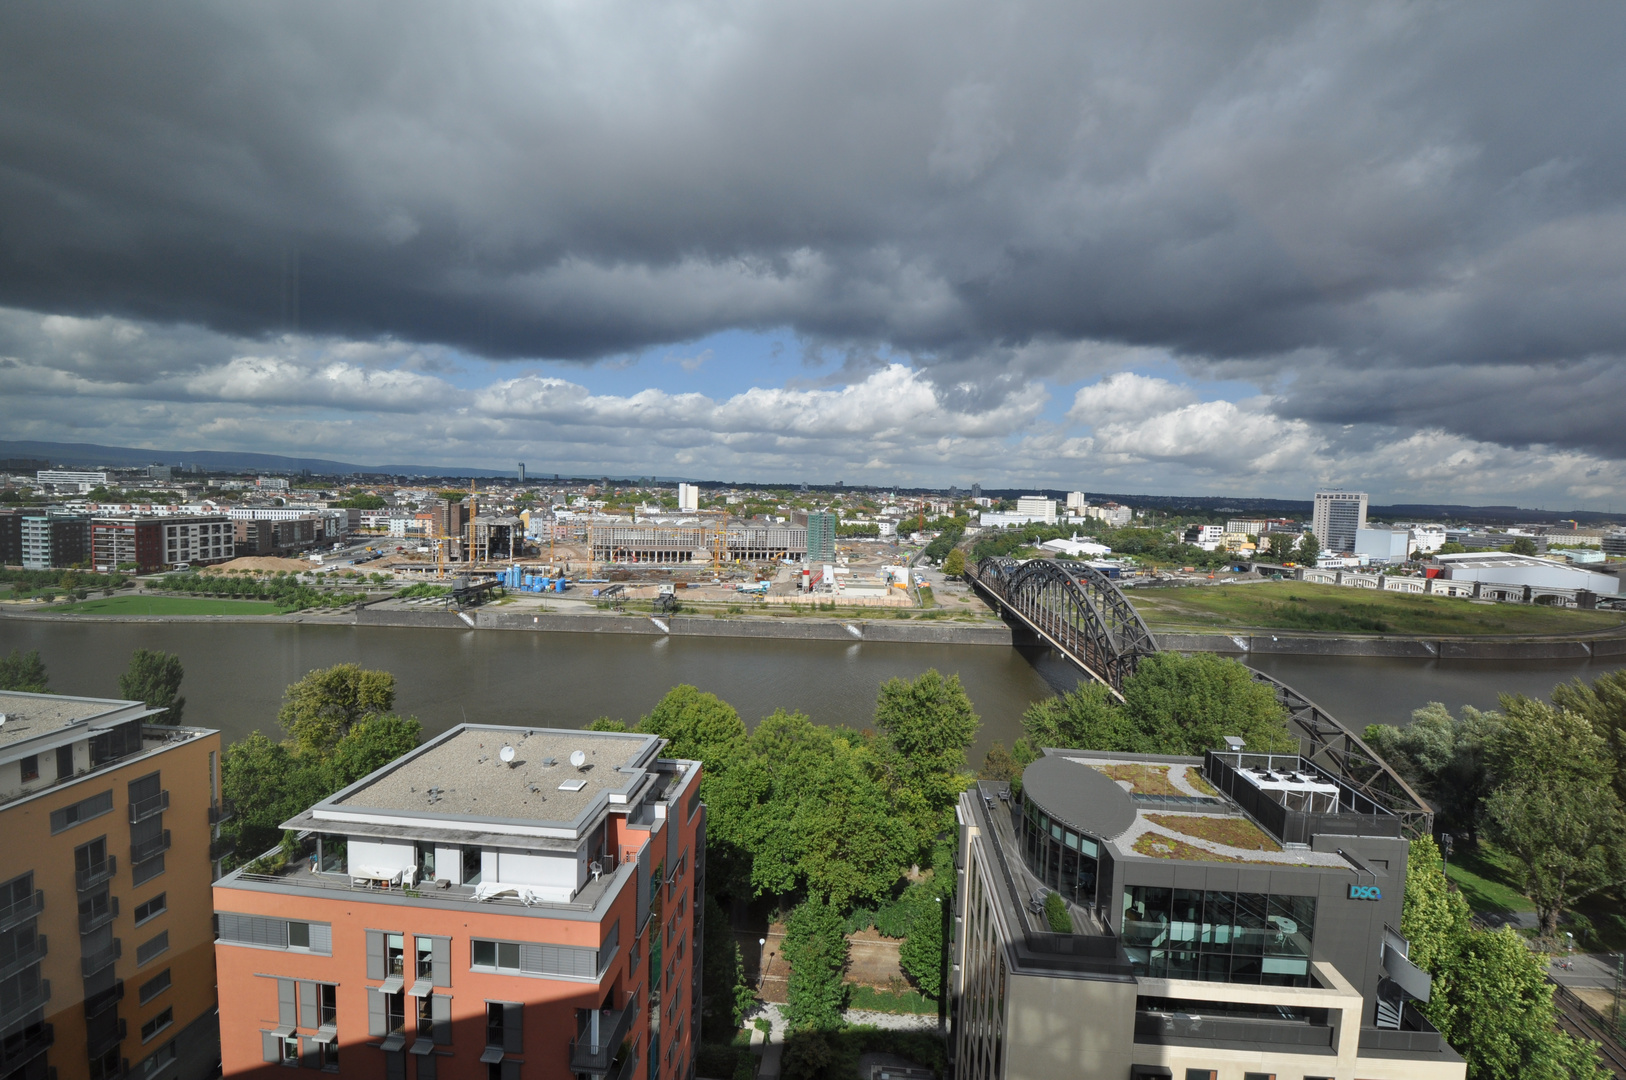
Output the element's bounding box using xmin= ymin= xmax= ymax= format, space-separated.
xmin=966 ymin=555 xmax=1433 ymax=836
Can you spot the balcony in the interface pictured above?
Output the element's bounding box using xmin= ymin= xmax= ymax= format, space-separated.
xmin=0 ymin=935 xmax=46 ymax=982
xmin=130 ymin=832 xmax=170 ymax=865
xmin=76 ymin=858 xmax=117 ymax=893
xmin=85 ymin=1017 xmax=126 ymax=1059
xmin=80 ymin=898 xmax=119 ymax=935
xmin=208 ymin=802 xmax=229 ymax=825
xmin=80 ymin=940 xmax=122 ymax=977
xmin=128 ymin=792 xmax=169 ymax=824
xmin=208 ymin=837 xmax=234 ymax=861
xmin=568 ymin=1001 xmax=636 ymax=1075
xmin=0 ymin=891 xmax=43 ymax=932
xmin=0 ymin=980 xmax=50 ymax=1027
xmin=84 ymin=980 xmax=124 ymax=1018
xmin=1134 ymin=1009 xmax=1334 ymax=1049
xmin=0 ymin=1022 xmax=52 ymax=1073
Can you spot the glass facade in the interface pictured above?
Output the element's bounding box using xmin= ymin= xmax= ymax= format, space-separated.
xmin=1121 ymin=885 xmax=1316 ymax=986
xmin=1019 ymin=797 xmax=1100 ymax=908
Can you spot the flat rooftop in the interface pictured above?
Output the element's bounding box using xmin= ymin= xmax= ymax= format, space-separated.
xmin=1030 ymin=753 xmax=1349 ymax=867
xmin=328 ymin=725 xmax=664 ymax=825
xmin=0 ymin=690 xmax=148 ymax=750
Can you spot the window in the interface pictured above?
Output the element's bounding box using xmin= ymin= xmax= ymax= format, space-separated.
xmin=20 ymin=756 xmax=38 ymax=782
xmin=387 ymin=933 xmax=406 ymax=975
xmin=75 ymin=835 xmax=110 ymax=874
xmin=132 ymin=853 xmax=165 ymax=886
xmin=470 ymin=937 xmax=599 ymax=979
xmin=0 ymin=874 xmax=33 ymax=920
xmin=79 ymin=887 xmax=114 ymax=928
xmin=0 ymin=920 xmax=39 ymax=969
xmin=281 ymin=1036 xmax=300 ymax=1066
xmin=417 ymin=994 xmax=434 ymax=1035
xmin=485 ymin=1001 xmax=522 ymax=1052
xmin=56 ymin=745 xmax=73 ymax=780
xmin=52 ymin=789 xmax=113 ymax=833
xmin=139 ymin=969 xmax=171 ymax=1005
xmin=320 ymin=1042 xmax=339 ymax=1071
xmin=217 ymin=913 xmax=332 ymax=954
xmin=319 ymin=983 xmax=338 ymax=1028
xmin=388 ymin=992 xmax=406 ymax=1033
xmin=1121 ymin=886 xmax=1317 ymax=987
xmin=90 ymin=1047 xmax=123 ymax=1080
xmin=136 ymin=930 xmax=169 ymax=966
xmin=1184 ymin=1071 xmax=1217 ymax=1080
xmin=141 ymin=1040 xmax=177 ymax=1077
xmin=289 ymin=921 xmax=311 ymax=950
xmin=140 ymin=1007 xmax=174 ymax=1043
xmin=461 ymin=847 xmax=482 ymax=885
xmin=134 ymin=893 xmax=167 ymax=925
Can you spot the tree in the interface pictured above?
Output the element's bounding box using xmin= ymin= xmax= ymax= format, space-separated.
xmin=118 ymin=649 xmax=185 ymax=724
xmin=941 ymin=549 xmax=966 ymax=577
xmin=1295 ymin=532 xmax=1321 ymax=563
xmin=220 ymin=733 xmax=326 ymax=857
xmin=873 ymin=670 xmax=979 ymax=849
xmin=1364 ymin=703 xmax=1501 ymax=840
xmin=0 ymin=650 xmax=48 ymax=692
xmin=585 ymin=717 xmax=630 ymax=732
xmin=1119 ymin=652 xmax=1295 ymax=754
xmin=278 ymin=664 xmax=397 ymax=754
xmin=701 ymin=895 xmax=752 ymax=1040
xmin=1506 ymin=537 xmax=1540 ymax=556
xmin=1551 ymin=670 xmax=1626 ymax=804
xmin=637 ymin=685 xmax=748 ymax=775
xmin=781 ymin=897 xmax=849 ymax=1032
xmin=1403 ymin=837 xmax=1610 ymax=1080
xmin=977 ymin=741 xmax=1025 ymax=781
xmin=319 ymin=714 xmax=423 ymax=789
xmin=1436 ymin=542 xmax=1467 ymax=555
xmin=1481 ymin=697 xmax=1623 ymax=937
xmin=1023 ymin=682 xmax=1141 ymax=751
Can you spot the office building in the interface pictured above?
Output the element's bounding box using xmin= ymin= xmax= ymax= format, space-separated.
xmin=20 ymin=514 xmax=90 ymax=570
xmin=953 ymin=748 xmax=1463 ymax=1080
xmin=1355 ymin=526 xmax=1412 ymax=565
xmin=155 ymin=517 xmax=233 ymax=568
xmin=1312 ymin=491 xmax=1368 ymax=553
xmin=233 ymin=518 xmax=319 ymax=558
xmin=1065 ymin=493 xmax=1089 ymax=513
xmin=1015 ymin=497 xmax=1058 ymax=525
xmin=35 ymin=472 xmax=110 ymax=494
xmin=676 ymin=485 xmax=699 ymax=514
xmin=517 ymin=464 xmax=525 ymax=485
xmin=0 ymin=690 xmax=224 ymax=1080
xmin=806 ymin=511 xmax=837 ymax=563
xmin=971 ymin=484 xmax=982 ymax=500
xmin=1224 ymin=520 xmax=1267 ymax=537
xmin=213 ymin=724 xmax=704 ymax=1080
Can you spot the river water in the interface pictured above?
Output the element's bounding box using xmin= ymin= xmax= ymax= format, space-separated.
xmin=4 ymin=619 xmax=1623 ymax=761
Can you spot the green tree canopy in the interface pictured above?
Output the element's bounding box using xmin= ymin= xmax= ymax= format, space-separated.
xmin=278 ymin=663 xmax=397 ymax=754
xmin=873 ymin=670 xmax=979 ymax=849
xmin=701 ymin=895 xmax=753 ymax=1041
xmin=318 ymin=713 xmax=424 ymax=790
xmin=1022 ymin=682 xmax=1140 ymax=751
xmin=118 ymin=648 xmax=185 ymax=724
xmin=1295 ymin=531 xmax=1321 ymax=563
xmin=781 ymin=897 xmax=849 ymax=1032
xmin=1364 ymin=703 xmax=1501 ymax=840
xmin=1266 ymin=533 xmax=1296 ymax=562
xmin=637 ymin=685 xmax=748 ymax=774
xmin=1551 ymin=670 xmax=1626 ymax=803
xmin=1482 ymin=696 xmax=1622 ymax=937
xmin=941 ymin=549 xmax=966 ymax=577
xmin=0 ymin=649 xmax=48 ymax=692
xmin=1505 ymin=537 xmax=1540 ymax=556
xmin=1121 ymin=652 xmax=1294 ymax=753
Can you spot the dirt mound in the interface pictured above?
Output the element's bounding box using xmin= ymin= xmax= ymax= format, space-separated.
xmin=203 ymin=556 xmax=314 ymax=574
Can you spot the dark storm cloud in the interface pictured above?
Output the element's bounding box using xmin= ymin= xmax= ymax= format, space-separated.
xmin=2 ymin=1 xmax=1625 ymax=454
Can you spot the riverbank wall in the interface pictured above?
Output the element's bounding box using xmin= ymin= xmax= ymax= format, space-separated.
xmin=1156 ymin=631 xmax=1626 ymax=660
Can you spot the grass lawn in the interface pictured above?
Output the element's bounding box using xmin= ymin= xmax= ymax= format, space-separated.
xmin=846 ymin=983 xmax=938 ymax=1015
xmin=51 ymin=595 xmax=280 ymax=616
xmin=1443 ymin=843 xmax=1534 ymax=915
xmin=1128 ymin=580 xmax=1626 ymax=636
xmin=1145 ymin=813 xmax=1282 ymax=852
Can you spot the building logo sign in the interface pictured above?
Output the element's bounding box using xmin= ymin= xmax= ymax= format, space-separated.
xmin=1349 ymin=884 xmax=1384 ymax=901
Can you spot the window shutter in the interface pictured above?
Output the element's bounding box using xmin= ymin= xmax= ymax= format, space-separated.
xmin=385 ymin=1051 xmax=406 ymax=1080
xmin=368 ymin=988 xmax=387 ymax=1037
xmin=367 ymin=930 xmax=386 ymax=980
xmin=431 ymin=994 xmax=452 ymax=1045
xmin=300 ymin=1037 xmax=319 ymax=1069
xmin=500 ymin=1060 xmax=520 ymax=1080
xmin=501 ymin=1002 xmax=523 ymax=1052
xmin=299 ymin=981 xmax=318 ymax=1029
xmin=262 ymin=1032 xmax=281 ymax=1062
xmin=417 ymin=1053 xmax=437 ymax=1080
xmin=278 ymin=978 xmax=297 ymax=1029
xmin=431 ymin=937 xmax=450 ymax=987
xmin=308 ymin=923 xmax=332 ymax=956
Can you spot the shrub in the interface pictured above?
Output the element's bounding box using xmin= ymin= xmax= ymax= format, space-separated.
xmin=1043 ymin=891 xmax=1072 ymax=933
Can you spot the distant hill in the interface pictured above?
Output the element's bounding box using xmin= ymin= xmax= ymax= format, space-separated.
xmin=0 ymin=439 xmax=515 ymax=478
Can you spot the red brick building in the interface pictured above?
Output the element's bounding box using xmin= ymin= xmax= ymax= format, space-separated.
xmin=213 ymin=725 xmax=704 ymax=1080
xmin=90 ymin=518 xmax=164 ymax=573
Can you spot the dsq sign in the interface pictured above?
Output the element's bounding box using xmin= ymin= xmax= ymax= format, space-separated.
xmin=1348 ymin=884 xmax=1384 ymax=901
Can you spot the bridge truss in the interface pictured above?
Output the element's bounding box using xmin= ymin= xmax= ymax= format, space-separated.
xmin=968 ymin=555 xmax=1433 ymax=837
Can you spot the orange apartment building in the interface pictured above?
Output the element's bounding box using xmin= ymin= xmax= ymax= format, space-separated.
xmin=212 ymin=725 xmax=703 ymax=1080
xmin=0 ymin=691 xmax=223 ymax=1080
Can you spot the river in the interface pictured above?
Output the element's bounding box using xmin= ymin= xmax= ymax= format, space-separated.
xmin=4 ymin=619 xmax=1623 ymax=761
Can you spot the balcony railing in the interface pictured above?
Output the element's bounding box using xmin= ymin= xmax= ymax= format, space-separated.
xmin=76 ymin=858 xmax=116 ymax=893
xmin=130 ymin=831 xmax=170 ymax=865
xmin=80 ymin=940 xmax=121 ymax=977
xmin=0 ymin=935 xmax=45 ymax=982
xmin=0 ymin=980 xmax=50 ymax=1028
xmin=0 ymin=891 xmax=43 ymax=931
xmin=85 ymin=1017 xmax=126 ymax=1058
xmin=568 ymin=1002 xmax=636 ymax=1075
xmin=79 ymin=898 xmax=119 ymax=935
xmin=209 ymin=837 xmax=234 ymax=861
xmin=1134 ymin=1010 xmax=1334 ymax=1048
xmin=128 ymin=791 xmax=169 ymax=824
xmin=208 ymin=802 xmax=229 ymax=825
xmin=0 ymin=1022 xmax=52 ymax=1073
xmin=84 ymin=980 xmax=124 ymax=1018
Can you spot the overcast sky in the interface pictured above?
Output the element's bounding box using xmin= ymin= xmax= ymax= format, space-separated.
xmin=2 ymin=1 xmax=1624 ymax=504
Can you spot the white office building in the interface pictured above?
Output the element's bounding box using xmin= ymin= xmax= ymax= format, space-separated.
xmin=1356 ymin=526 xmax=1413 ymax=564
xmin=1313 ymin=491 xmax=1369 ymax=553
xmin=1015 ymin=496 xmax=1058 ymax=524
xmin=677 ymin=483 xmax=700 ymax=512
xmin=1065 ymin=492 xmax=1089 ymax=513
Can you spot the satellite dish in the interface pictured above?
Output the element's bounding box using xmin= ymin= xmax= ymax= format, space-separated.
xmin=499 ymin=745 xmax=516 ymax=764
xmin=570 ymin=749 xmax=587 ymax=768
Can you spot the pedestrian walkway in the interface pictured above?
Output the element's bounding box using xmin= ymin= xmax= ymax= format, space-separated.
xmin=749 ymin=1002 xmax=942 ymax=1079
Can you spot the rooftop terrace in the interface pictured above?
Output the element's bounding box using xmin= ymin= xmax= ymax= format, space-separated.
xmin=0 ymin=690 xmax=153 ymax=751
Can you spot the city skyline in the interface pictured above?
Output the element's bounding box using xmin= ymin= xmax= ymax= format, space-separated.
xmin=2 ymin=4 xmax=1625 ymax=504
